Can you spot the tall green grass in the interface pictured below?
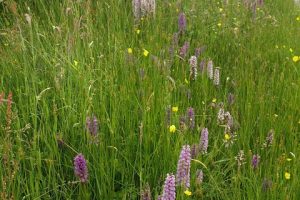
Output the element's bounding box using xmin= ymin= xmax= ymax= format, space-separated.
xmin=0 ymin=0 xmax=300 ymax=199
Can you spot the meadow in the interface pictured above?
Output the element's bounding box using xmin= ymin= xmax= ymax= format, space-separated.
xmin=0 ymin=0 xmax=300 ymax=199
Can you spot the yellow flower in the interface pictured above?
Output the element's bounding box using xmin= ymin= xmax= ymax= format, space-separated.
xmin=169 ymin=125 xmax=176 ymax=133
xmin=289 ymin=48 xmax=293 ymax=53
xmin=292 ymin=56 xmax=299 ymax=63
xmin=184 ymin=190 xmax=192 ymax=196
xmin=172 ymin=106 xmax=178 ymax=112
xmin=212 ymin=98 xmax=217 ymax=103
xmin=136 ymin=29 xmax=141 ymax=34
xmin=143 ymin=49 xmax=149 ymax=57
xmin=296 ymin=16 xmax=300 ymax=21
xmin=275 ymin=45 xmax=279 ymax=49
xmin=285 ymin=172 xmax=291 ymax=180
xmin=74 ymin=60 xmax=78 ymax=66
xmin=127 ymin=48 xmax=133 ymax=54
xmin=225 ymin=133 xmax=231 ymax=140
xmin=217 ymin=22 xmax=222 ymax=27
xmin=286 ymin=158 xmax=292 ymax=162
xmin=219 ymin=8 xmax=223 ymax=12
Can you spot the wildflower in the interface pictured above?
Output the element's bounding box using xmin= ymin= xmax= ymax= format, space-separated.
xmin=128 ymin=48 xmax=133 ymax=54
xmin=186 ymin=107 xmax=195 ymax=130
xmin=86 ymin=115 xmax=99 ymax=136
xmin=162 ymin=174 xmax=176 ymax=200
xmin=275 ymin=45 xmax=279 ymax=49
xmin=224 ymin=133 xmax=231 ymax=140
xmin=133 ymin=0 xmax=156 ymax=20
xmin=199 ymin=128 xmax=209 ymax=154
xmin=189 ymin=56 xmax=198 ymax=80
xmin=262 ymin=178 xmax=272 ymax=192
xmin=252 ymin=154 xmax=260 ymax=169
xmin=176 ymin=145 xmax=191 ymax=188
xmin=284 ymin=172 xmax=291 ymax=180
xmin=169 ymin=125 xmax=176 ymax=133
xmin=217 ymin=22 xmax=222 ymax=27
xmin=289 ymin=48 xmax=293 ymax=53
xmin=212 ymin=98 xmax=217 ymax=103
xmin=136 ymin=29 xmax=141 ymax=34
xmin=140 ymin=183 xmax=152 ymax=200
xmin=213 ymin=68 xmax=220 ymax=86
xmin=235 ymin=150 xmax=246 ymax=168
xmin=184 ymin=190 xmax=192 ymax=196
xmin=172 ymin=106 xmax=178 ymax=112
xmin=199 ymin=60 xmax=206 ymax=73
xmin=263 ymin=129 xmax=274 ymax=148
xmin=286 ymin=158 xmax=292 ymax=162
xmin=74 ymin=154 xmax=88 ymax=183
xmin=74 ymin=60 xmax=78 ymax=66
xmin=179 ymin=41 xmax=189 ymax=58
xmin=219 ymin=8 xmax=223 ymax=12
xmin=143 ymin=49 xmax=149 ymax=57
xmin=179 ymin=115 xmax=186 ymax=131
xmin=217 ymin=106 xmax=225 ymax=124
xmin=207 ymin=60 xmax=214 ymax=79
xmin=297 ymin=16 xmax=300 ymax=21
xmin=196 ymin=169 xmax=203 ymax=185
xmin=178 ymin=12 xmax=187 ymax=32
xmin=292 ymin=56 xmax=299 ymax=63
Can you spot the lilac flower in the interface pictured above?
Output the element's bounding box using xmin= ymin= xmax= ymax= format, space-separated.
xmin=74 ymin=154 xmax=88 ymax=183
xmin=196 ymin=169 xmax=203 ymax=185
xmin=162 ymin=174 xmax=176 ymax=200
xmin=186 ymin=107 xmax=195 ymax=130
xmin=252 ymin=154 xmax=260 ymax=169
xmin=157 ymin=195 xmax=163 ymax=200
xmin=189 ymin=56 xmax=197 ymax=80
xmin=86 ymin=115 xmax=99 ymax=136
xmin=207 ymin=60 xmax=214 ymax=79
xmin=213 ymin=68 xmax=220 ymax=86
xmin=178 ymin=12 xmax=187 ymax=32
xmin=179 ymin=42 xmax=189 ymax=58
xmin=176 ymin=145 xmax=191 ymax=188
xmin=141 ymin=183 xmax=152 ymax=200
xmin=199 ymin=128 xmax=209 ymax=154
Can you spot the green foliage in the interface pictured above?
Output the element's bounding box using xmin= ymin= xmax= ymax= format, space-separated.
xmin=0 ymin=0 xmax=300 ymax=199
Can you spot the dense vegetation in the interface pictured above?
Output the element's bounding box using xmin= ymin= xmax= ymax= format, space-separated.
xmin=0 ymin=0 xmax=300 ymax=199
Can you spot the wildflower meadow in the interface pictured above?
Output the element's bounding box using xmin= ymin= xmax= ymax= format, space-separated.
xmin=1 ymin=0 xmax=300 ymax=199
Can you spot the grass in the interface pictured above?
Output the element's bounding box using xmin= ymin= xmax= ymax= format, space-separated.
xmin=0 ymin=0 xmax=300 ymax=199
